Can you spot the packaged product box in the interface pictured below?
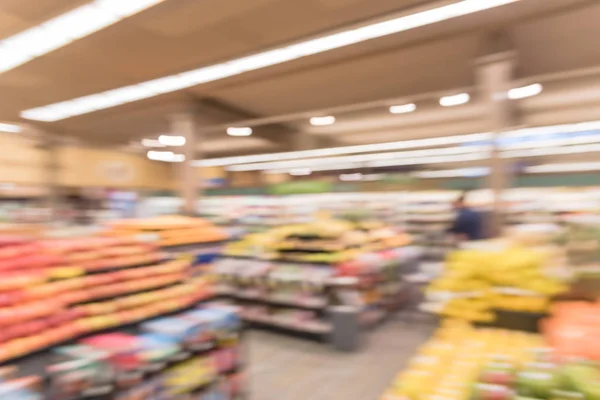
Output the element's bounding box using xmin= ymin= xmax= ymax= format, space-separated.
xmin=47 ymin=345 xmax=114 ymax=400
xmin=81 ymin=334 xmax=144 ymax=389
xmin=137 ymin=333 xmax=181 ymax=371
xmin=162 ymin=355 xmax=216 ymax=396
xmin=114 ymin=376 xmax=164 ymax=400
xmin=142 ymin=316 xmax=213 ymax=351
xmin=185 ymin=306 xmax=241 ymax=343
xmin=0 ymin=376 xmax=43 ymax=400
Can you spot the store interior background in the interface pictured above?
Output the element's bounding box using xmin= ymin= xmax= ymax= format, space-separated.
xmin=3 ymin=0 xmax=600 ymax=225
xmin=1 ymin=0 xmax=600 ymax=399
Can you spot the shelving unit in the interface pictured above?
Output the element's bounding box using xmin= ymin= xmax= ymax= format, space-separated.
xmin=212 ymin=246 xmax=417 ymax=346
xmin=7 ymin=303 xmax=245 ymax=399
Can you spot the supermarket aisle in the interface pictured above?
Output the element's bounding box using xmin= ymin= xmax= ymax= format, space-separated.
xmin=246 ymin=315 xmax=435 ymax=400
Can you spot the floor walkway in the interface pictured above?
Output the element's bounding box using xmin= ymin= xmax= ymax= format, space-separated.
xmin=245 ymin=314 xmax=435 ymax=400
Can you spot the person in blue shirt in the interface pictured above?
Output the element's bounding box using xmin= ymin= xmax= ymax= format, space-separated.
xmin=448 ymin=193 xmax=483 ymax=241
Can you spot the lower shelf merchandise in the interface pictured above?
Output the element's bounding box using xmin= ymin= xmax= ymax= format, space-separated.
xmin=1 ymin=303 xmax=245 ymax=400
xmin=212 ymin=247 xmax=420 ymax=346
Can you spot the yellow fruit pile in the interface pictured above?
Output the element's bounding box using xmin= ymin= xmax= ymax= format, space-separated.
xmin=426 ymin=247 xmax=568 ymax=321
xmin=380 ymin=320 xmax=542 ymax=400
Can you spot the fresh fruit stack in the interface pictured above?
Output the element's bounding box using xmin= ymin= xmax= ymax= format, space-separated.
xmin=475 ymin=348 xmax=600 ymax=400
xmin=542 ymin=301 xmax=600 ymax=361
xmin=0 ymin=236 xmax=215 ymax=363
xmin=425 ymin=247 xmax=568 ymax=322
xmin=107 ymin=215 xmax=228 ymax=247
xmin=0 ymin=237 xmax=87 ymax=361
xmin=224 ymin=218 xmax=410 ymax=262
xmin=380 ymin=320 xmax=542 ymax=400
xmin=382 ymin=319 xmax=600 ymax=400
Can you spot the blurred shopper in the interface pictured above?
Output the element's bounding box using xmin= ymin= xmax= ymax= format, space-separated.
xmin=448 ymin=192 xmax=482 ymax=241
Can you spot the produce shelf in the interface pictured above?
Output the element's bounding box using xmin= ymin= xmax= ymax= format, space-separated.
xmin=243 ymin=316 xmax=332 ymax=336
xmin=221 ymin=292 xmax=327 ymax=311
xmin=84 ymin=257 xmax=171 ymax=275
xmin=3 ymin=294 xmax=219 ymax=367
xmin=71 ymin=280 xmax=184 ymax=306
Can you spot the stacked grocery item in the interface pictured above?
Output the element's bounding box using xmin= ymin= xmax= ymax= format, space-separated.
xmin=0 ymin=366 xmax=43 ymax=399
xmin=380 ymin=319 xmax=542 ymax=400
xmin=6 ymin=304 xmax=243 ymax=399
xmin=381 ymin=319 xmax=600 ymax=400
xmin=108 ymin=215 xmax=228 ymax=247
xmin=214 ymin=257 xmax=333 ymax=334
xmin=0 ymin=236 xmax=214 ymax=364
xmin=424 ymin=245 xmax=569 ymax=322
xmin=223 ymin=219 xmax=411 ymax=263
xmin=216 ymin=219 xmax=413 ymax=338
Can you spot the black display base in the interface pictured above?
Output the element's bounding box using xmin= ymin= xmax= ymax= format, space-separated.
xmin=475 ymin=309 xmax=547 ymax=333
xmin=244 ymin=320 xmax=330 ymax=343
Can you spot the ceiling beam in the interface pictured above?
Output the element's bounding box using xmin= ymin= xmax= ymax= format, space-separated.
xmin=195 ymin=97 xmax=344 ymax=150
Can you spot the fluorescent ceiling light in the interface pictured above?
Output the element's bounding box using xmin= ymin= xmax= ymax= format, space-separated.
xmin=227 ymin=127 xmax=253 ymax=137
xmin=340 ymin=173 xmax=363 ymax=181
xmin=525 ymin=162 xmax=600 ymax=173
xmin=0 ymin=0 xmax=164 ymax=75
xmin=290 ymin=168 xmax=312 ymax=176
xmin=440 ymin=93 xmax=470 ymax=107
xmin=508 ymin=83 xmax=543 ymax=100
xmin=389 ymin=103 xmax=416 ymax=114
xmin=147 ymin=150 xmax=185 ymax=162
xmin=310 ymin=116 xmax=336 ymax=126
xmin=194 ymin=133 xmax=490 ymax=167
xmin=0 ymin=123 xmax=22 ymax=133
xmin=158 ymin=135 xmax=186 ymax=146
xmin=502 ymin=143 xmax=600 ymax=159
xmin=367 ymin=153 xmax=487 ymax=168
xmin=415 ymin=167 xmax=490 ymax=178
xmin=194 ymin=119 xmax=600 ymax=169
xmin=226 ymin=145 xmax=490 ymax=172
xmin=21 ymin=0 xmax=518 ymax=121
xmin=141 ymin=138 xmax=165 ymax=147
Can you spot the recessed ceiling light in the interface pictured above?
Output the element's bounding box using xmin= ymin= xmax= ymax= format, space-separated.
xmin=310 ymin=116 xmax=336 ymax=126
xmin=21 ymin=0 xmax=519 ymax=121
xmin=158 ymin=135 xmax=186 ymax=146
xmin=0 ymin=0 xmax=165 ymax=75
xmin=227 ymin=127 xmax=253 ymax=137
xmin=141 ymin=138 xmax=165 ymax=147
xmin=0 ymin=123 xmax=21 ymax=133
xmin=389 ymin=103 xmax=416 ymax=114
xmin=508 ymin=83 xmax=543 ymax=100
xmin=439 ymin=93 xmax=470 ymax=107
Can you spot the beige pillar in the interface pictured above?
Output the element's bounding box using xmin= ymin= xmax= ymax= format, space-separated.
xmin=34 ymin=131 xmax=62 ymax=222
xmin=170 ymin=113 xmax=199 ymax=215
xmin=476 ymin=47 xmax=517 ymax=237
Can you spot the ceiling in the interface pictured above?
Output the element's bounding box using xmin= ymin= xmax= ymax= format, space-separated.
xmin=1 ymin=0 xmax=600 ymax=158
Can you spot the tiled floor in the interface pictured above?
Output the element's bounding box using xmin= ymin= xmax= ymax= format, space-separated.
xmin=245 ymin=313 xmax=436 ymax=400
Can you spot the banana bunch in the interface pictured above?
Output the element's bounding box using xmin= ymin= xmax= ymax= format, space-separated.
xmin=425 ymin=246 xmax=568 ymax=320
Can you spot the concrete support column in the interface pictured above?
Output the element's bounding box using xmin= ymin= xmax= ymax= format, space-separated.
xmin=34 ymin=131 xmax=62 ymax=222
xmin=46 ymin=141 xmax=60 ymax=221
xmin=170 ymin=113 xmax=199 ymax=216
xmin=476 ymin=43 xmax=517 ymax=237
